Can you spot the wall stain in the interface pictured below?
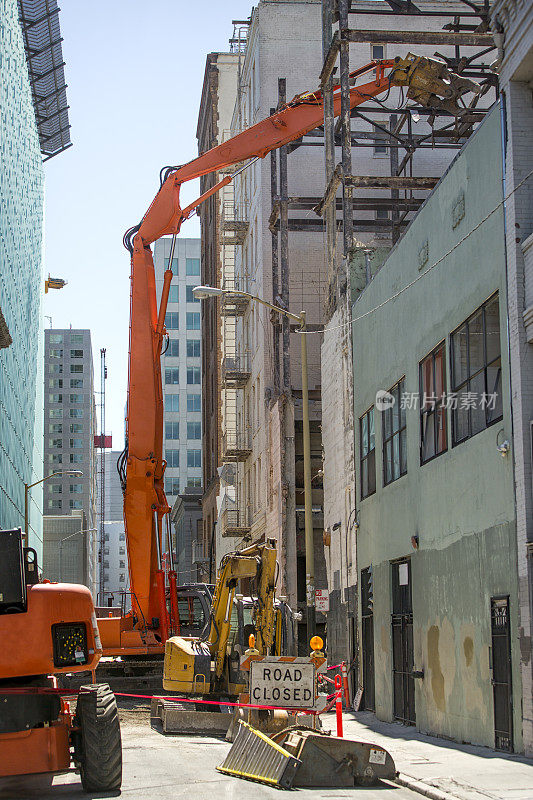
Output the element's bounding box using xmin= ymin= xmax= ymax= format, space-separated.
xmin=463 ymin=636 xmax=474 ymax=667
xmin=427 ymin=625 xmax=446 ymax=712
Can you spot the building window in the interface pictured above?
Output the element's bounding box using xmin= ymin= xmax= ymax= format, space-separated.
xmin=186 ymin=285 xmax=199 ymax=303
xmin=49 ymin=484 xmax=62 ymax=494
xmin=187 ymin=366 xmax=200 ymax=385
xmin=49 ymin=423 xmax=62 ymax=434
xmin=165 ymin=477 xmax=180 ymax=495
xmin=187 ymin=449 xmax=201 ymax=468
xmin=50 ymin=348 xmax=63 ymax=359
xmin=186 ymin=312 xmax=200 ymax=330
xmin=187 ymin=421 xmax=201 ymax=439
xmin=420 ymin=342 xmax=447 ymax=463
xmin=167 ymin=339 xmax=179 ymax=357
xmin=382 ymin=378 xmax=407 ymax=486
xmin=170 ymin=258 xmax=178 ymax=276
xmin=165 ymin=368 xmax=179 ymax=385
xmin=169 ymin=285 xmax=179 ymax=304
xmin=165 ymin=421 xmax=179 ymax=440
xmin=70 ymin=423 xmax=83 ymax=433
xmin=187 ymin=394 xmax=201 ymax=412
xmin=187 ymin=477 xmax=202 ymax=488
xmin=70 ymin=408 xmax=84 ymax=418
xmin=186 ymin=258 xmax=200 ymax=276
xmin=119 ymin=546 xmax=125 ymax=555
xmin=70 ymin=438 xmax=83 ymax=449
xmin=371 ymin=43 xmax=385 ymax=60
xmin=165 ymin=312 xmax=179 ymax=330
xmin=70 ymin=499 xmax=82 ymax=509
xmin=119 ymin=533 xmax=126 ymax=541
xmin=70 ymin=364 xmax=83 ymax=373
xmin=49 ymin=379 xmax=63 ymax=389
xmin=119 ymin=573 xmax=125 ymax=582
xmin=70 ymin=453 xmax=83 ymax=464
xmin=70 ymin=378 xmax=83 ymax=388
xmin=166 ymin=449 xmax=180 ymax=468
xmin=451 ymin=293 xmax=502 ymax=445
xmin=70 ymin=394 xmax=84 ymax=404
xmin=373 ymin=123 xmax=388 ymax=155
xmin=50 ymin=334 xmax=63 ymax=344
xmin=49 ymin=394 xmax=62 ymax=403
xmin=70 ymin=484 xmax=83 ymax=493
xmin=70 ymin=334 xmax=83 ymax=343
xmin=49 ymin=409 xmax=63 ymax=419
xmin=119 ymin=560 xmax=126 ymax=569
xmin=376 ymin=208 xmax=389 ymax=220
xmin=49 ymin=454 xmax=63 ymax=464
xmin=49 ymin=438 xmax=63 ymax=448
xmin=165 ymin=394 xmax=179 ymax=412
xmin=70 ymin=349 xmax=83 ymax=359
xmin=49 ymin=364 xmax=63 ymax=374
xmin=360 ymin=407 xmax=376 ymax=499
xmin=48 ymin=499 xmax=62 ymax=509
xmin=186 ymin=339 xmax=200 ymax=358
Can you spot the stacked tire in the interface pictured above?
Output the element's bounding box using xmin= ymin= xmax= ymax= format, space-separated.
xmin=74 ymin=683 xmax=122 ymax=793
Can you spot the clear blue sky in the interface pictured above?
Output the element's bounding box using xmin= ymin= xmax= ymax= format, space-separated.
xmin=43 ymin=1 xmax=253 ymax=448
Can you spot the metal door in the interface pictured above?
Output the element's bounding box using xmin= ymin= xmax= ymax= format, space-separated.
xmin=361 ymin=567 xmax=375 ymax=711
xmin=491 ymin=596 xmax=513 ymax=752
xmin=391 ymin=559 xmax=415 ymax=725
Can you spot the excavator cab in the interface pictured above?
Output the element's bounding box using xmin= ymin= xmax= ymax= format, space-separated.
xmin=0 ymin=528 xmax=122 ymax=792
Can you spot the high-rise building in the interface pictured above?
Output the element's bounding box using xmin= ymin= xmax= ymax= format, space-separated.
xmin=153 ymin=238 xmax=203 ymax=504
xmin=97 ymin=450 xmax=128 ymax=606
xmin=0 ymin=0 xmax=70 ymax=556
xmin=43 ymin=329 xmax=97 ymax=595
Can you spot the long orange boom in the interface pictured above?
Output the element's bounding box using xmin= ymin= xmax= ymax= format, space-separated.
xmin=97 ymin=55 xmax=479 ymax=656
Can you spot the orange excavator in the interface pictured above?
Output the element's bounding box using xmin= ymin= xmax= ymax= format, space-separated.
xmin=96 ymin=55 xmax=480 ymax=663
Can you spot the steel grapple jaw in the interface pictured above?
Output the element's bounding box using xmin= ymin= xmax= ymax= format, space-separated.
xmin=391 ymin=53 xmax=481 ymax=116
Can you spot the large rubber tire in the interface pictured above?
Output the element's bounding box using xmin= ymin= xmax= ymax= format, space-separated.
xmin=75 ymin=683 xmax=122 ymax=793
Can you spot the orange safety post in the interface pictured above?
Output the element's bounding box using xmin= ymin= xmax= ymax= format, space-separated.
xmin=334 ymin=673 xmax=344 ymax=738
xmin=341 ymin=660 xmax=351 ymax=708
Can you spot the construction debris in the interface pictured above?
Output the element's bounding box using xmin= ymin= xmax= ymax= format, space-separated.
xmin=218 ymin=722 xmax=396 ymax=789
xmin=217 ymin=721 xmax=301 ymax=789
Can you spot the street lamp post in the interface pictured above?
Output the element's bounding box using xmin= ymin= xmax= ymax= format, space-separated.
xmin=24 ymin=470 xmax=83 ymax=547
xmin=58 ymin=527 xmax=97 ymax=583
xmin=193 ymin=285 xmax=316 ymax=639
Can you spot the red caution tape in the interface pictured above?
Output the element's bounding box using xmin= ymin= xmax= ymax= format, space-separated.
xmin=0 ymin=687 xmax=318 ymax=715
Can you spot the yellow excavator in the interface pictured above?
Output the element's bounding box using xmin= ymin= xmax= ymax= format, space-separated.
xmin=163 ymin=540 xmax=285 ymax=698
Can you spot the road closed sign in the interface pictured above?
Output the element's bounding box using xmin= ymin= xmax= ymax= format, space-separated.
xmin=249 ymin=657 xmax=316 ymax=709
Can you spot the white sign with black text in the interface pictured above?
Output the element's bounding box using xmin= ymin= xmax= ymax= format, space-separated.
xmin=249 ymin=657 xmax=316 ymax=709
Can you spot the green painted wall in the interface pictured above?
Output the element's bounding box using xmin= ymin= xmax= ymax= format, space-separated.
xmin=352 ymin=107 xmax=522 ymax=750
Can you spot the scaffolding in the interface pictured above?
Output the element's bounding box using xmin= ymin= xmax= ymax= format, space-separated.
xmin=318 ymin=0 xmax=497 ymax=314
xmin=219 ymin=20 xmax=253 ymax=538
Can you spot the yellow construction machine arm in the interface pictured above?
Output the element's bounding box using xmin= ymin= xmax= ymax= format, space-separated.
xmin=206 ymin=541 xmax=277 ymax=678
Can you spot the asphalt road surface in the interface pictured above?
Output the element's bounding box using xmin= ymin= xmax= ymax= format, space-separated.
xmin=0 ymin=714 xmax=423 ymax=800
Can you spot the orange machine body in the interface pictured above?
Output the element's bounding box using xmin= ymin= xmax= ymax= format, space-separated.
xmin=0 ymin=579 xmax=102 ymax=780
xmin=0 ymin=582 xmax=101 ymax=680
xmin=0 ymin=711 xmax=71 ymax=778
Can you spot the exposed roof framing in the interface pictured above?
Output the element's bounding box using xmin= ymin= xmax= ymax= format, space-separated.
xmin=18 ymin=0 xmax=71 ymax=160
